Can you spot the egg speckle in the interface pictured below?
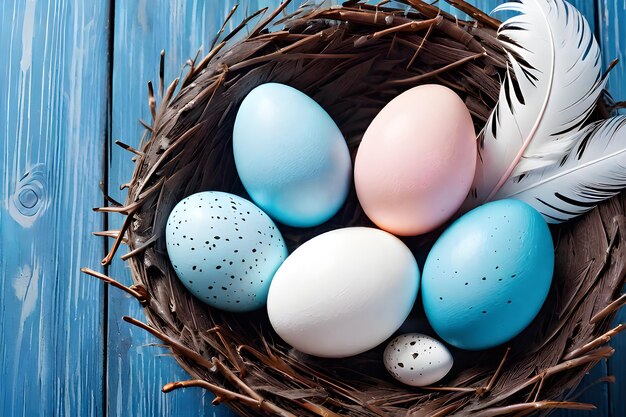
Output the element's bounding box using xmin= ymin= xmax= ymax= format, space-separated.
xmin=166 ymin=191 xmax=287 ymax=312
xmin=384 ymin=334 xmax=453 ymax=386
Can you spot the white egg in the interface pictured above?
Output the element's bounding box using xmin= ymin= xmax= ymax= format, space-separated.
xmin=384 ymin=333 xmax=453 ymax=386
xmin=267 ymin=227 xmax=419 ymax=358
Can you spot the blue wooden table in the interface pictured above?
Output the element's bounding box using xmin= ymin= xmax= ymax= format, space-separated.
xmin=1 ymin=1 xmax=624 ymax=416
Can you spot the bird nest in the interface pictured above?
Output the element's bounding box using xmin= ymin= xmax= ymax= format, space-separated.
xmin=86 ymin=1 xmax=626 ymax=415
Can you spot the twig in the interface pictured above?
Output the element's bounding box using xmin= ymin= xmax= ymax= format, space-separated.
xmin=208 ymin=327 xmax=247 ymax=377
xmin=532 ymin=373 xmax=546 ymax=402
xmin=138 ymin=119 xmax=153 ymax=132
xmin=159 ymin=50 xmax=165 ymax=97
xmin=237 ymin=344 xmax=297 ymax=376
xmin=100 ymin=193 xmax=122 ymax=207
xmin=81 ymin=268 xmax=149 ymax=305
xmin=479 ymin=401 xmax=595 ymax=417
xmin=162 ymin=379 xmax=297 ymax=417
xmin=212 ymin=357 xmax=259 ymax=401
xmin=115 ymin=140 xmax=144 ymax=156
xmin=249 ymin=0 xmax=293 ymax=38
xmin=133 ymin=123 xmax=204 ymax=197
xmin=355 ymin=16 xmax=442 ymax=46
xmin=295 ymin=400 xmax=343 ymax=417
xmin=179 ymin=47 xmax=203 ymax=90
xmin=388 ymin=51 xmax=486 ymax=85
xmin=162 ymin=77 xmax=180 ymax=108
xmin=101 ymin=209 xmax=136 ymax=266
xmin=123 ymin=316 xmax=215 ymax=370
xmin=591 ymin=294 xmax=626 ymax=324
xmin=524 ymin=378 xmax=539 ymax=403
xmin=406 ymin=19 xmax=435 ymax=69
xmin=147 ymin=81 xmax=156 ymax=121
xmin=222 ymin=8 xmax=269 ymax=44
xmin=479 ymin=346 xmax=615 ymax=409
xmin=120 ymin=234 xmax=158 ymax=261
xmin=211 ymin=4 xmax=239 ymax=50
xmin=420 ymin=386 xmax=477 ymax=393
xmin=230 ymin=34 xmax=334 ymax=72
xmin=315 ymin=8 xmax=408 ymax=26
xmin=444 ymin=0 xmax=500 ymax=30
xmin=94 ymin=176 xmax=163 ymax=216
xmin=183 ymin=42 xmax=226 ymax=89
xmin=430 ymin=403 xmax=465 ymax=417
xmin=479 ymin=348 xmax=511 ymax=396
xmin=93 ymin=230 xmax=125 ymax=242
xmin=563 ymin=324 xmax=625 ymax=360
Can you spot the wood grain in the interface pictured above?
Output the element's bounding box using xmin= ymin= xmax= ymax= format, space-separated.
xmin=103 ymin=0 xmax=622 ymax=416
xmin=107 ymin=1 xmax=250 ymax=415
xmin=598 ymin=0 xmax=626 ymax=102
xmin=0 ymin=0 xmax=109 ymax=416
xmin=597 ymin=2 xmax=626 ymax=416
xmin=1 ymin=0 xmax=619 ymax=416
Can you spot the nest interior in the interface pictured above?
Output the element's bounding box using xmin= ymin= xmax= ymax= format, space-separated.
xmin=95 ymin=1 xmax=626 ymax=416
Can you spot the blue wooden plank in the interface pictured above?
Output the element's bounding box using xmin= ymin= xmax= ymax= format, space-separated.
xmin=555 ymin=5 xmax=611 ymax=417
xmin=558 ymin=361 xmax=611 ymax=417
xmin=598 ymin=0 xmax=626 ymax=109
xmin=597 ymin=2 xmax=626 ymax=417
xmin=0 ymin=1 xmax=108 ymax=416
xmin=104 ymin=1 xmax=617 ymax=416
xmin=439 ymin=0 xmax=596 ymax=31
xmin=437 ymin=1 xmax=495 ymax=20
xmin=107 ymin=1 xmax=258 ymax=416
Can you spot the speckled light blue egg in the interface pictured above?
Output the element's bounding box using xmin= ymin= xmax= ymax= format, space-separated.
xmin=422 ymin=199 xmax=554 ymax=350
xmin=165 ymin=191 xmax=287 ymax=312
xmin=233 ymin=83 xmax=352 ymax=228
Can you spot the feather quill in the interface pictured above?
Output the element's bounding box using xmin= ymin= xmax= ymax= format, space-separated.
xmin=471 ymin=0 xmax=606 ymax=205
xmin=496 ymin=116 xmax=626 ymax=223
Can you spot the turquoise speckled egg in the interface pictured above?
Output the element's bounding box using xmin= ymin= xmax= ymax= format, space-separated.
xmin=233 ymin=83 xmax=352 ymax=228
xmin=165 ymin=191 xmax=287 ymax=312
xmin=422 ymin=199 xmax=554 ymax=350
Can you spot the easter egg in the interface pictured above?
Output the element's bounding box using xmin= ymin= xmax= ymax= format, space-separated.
xmin=384 ymin=333 xmax=453 ymax=386
xmin=422 ymin=199 xmax=554 ymax=350
xmin=165 ymin=191 xmax=287 ymax=312
xmin=354 ymin=84 xmax=476 ymax=236
xmin=267 ymin=227 xmax=419 ymax=358
xmin=233 ymin=83 xmax=352 ymax=228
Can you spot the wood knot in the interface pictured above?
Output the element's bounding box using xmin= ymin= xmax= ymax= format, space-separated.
xmin=9 ymin=163 xmax=48 ymax=227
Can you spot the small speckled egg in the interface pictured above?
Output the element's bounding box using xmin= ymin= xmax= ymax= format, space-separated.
xmin=354 ymin=84 xmax=476 ymax=236
xmin=233 ymin=83 xmax=352 ymax=228
xmin=384 ymin=333 xmax=453 ymax=386
xmin=422 ymin=199 xmax=554 ymax=350
xmin=268 ymin=227 xmax=419 ymax=358
xmin=165 ymin=191 xmax=287 ymax=312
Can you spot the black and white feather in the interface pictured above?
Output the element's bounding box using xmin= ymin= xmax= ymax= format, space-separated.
xmin=471 ymin=0 xmax=607 ymax=204
xmin=496 ymin=116 xmax=626 ymax=223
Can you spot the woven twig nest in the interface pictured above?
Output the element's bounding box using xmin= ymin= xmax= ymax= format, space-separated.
xmin=89 ymin=1 xmax=626 ymax=415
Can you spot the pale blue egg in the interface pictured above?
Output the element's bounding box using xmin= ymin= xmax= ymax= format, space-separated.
xmin=422 ymin=199 xmax=554 ymax=350
xmin=233 ymin=83 xmax=352 ymax=228
xmin=165 ymin=191 xmax=287 ymax=312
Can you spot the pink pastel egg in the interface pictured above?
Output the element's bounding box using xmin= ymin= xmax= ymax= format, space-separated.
xmin=354 ymin=84 xmax=477 ymax=236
